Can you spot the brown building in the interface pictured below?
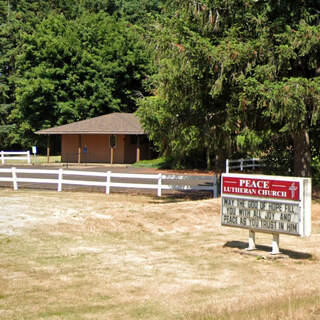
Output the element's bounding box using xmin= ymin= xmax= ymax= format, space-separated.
xmin=36 ymin=113 xmax=152 ymax=164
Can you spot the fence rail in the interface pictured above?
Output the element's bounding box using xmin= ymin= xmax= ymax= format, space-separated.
xmin=0 ymin=167 xmax=218 ymax=198
xmin=1 ymin=151 xmax=31 ymax=164
xmin=226 ymin=158 xmax=263 ymax=173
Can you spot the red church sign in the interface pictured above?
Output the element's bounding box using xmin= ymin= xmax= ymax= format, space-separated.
xmin=222 ymin=176 xmax=300 ymax=201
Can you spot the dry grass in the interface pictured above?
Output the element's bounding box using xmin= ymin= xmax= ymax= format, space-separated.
xmin=2 ymin=155 xmax=61 ymax=165
xmin=0 ymin=189 xmax=320 ymax=320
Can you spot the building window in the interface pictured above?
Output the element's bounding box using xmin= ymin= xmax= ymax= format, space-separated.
xmin=110 ymin=135 xmax=117 ymax=148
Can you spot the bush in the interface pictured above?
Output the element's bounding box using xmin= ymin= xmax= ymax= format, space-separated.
xmin=312 ymin=156 xmax=320 ymax=187
xmin=261 ymin=136 xmax=294 ymax=176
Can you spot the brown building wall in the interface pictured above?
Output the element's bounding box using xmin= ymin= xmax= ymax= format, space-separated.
xmin=61 ymin=134 xmax=134 ymax=163
xmin=111 ymin=134 xmax=125 ymax=163
xmin=82 ymin=134 xmax=109 ymax=162
xmin=124 ymin=136 xmax=138 ymax=163
xmin=124 ymin=135 xmax=151 ymax=163
xmin=61 ymin=134 xmax=78 ymax=162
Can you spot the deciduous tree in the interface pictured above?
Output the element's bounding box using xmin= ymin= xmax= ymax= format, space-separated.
xmin=10 ymin=12 xmax=150 ymax=147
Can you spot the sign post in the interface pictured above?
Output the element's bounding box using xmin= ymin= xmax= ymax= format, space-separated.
xmin=32 ymin=146 xmax=37 ymax=165
xmin=221 ymin=173 xmax=311 ymax=254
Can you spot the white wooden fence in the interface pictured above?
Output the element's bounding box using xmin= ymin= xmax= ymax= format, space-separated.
xmin=1 ymin=151 xmax=31 ymax=164
xmin=226 ymin=158 xmax=263 ymax=173
xmin=0 ymin=167 xmax=218 ymax=197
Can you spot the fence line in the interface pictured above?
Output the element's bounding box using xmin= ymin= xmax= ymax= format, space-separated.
xmin=0 ymin=151 xmax=31 ymax=164
xmin=226 ymin=158 xmax=263 ymax=173
xmin=0 ymin=167 xmax=218 ymax=198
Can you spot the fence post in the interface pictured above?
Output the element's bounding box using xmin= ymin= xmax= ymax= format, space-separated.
xmin=226 ymin=159 xmax=229 ymax=173
xmin=106 ymin=171 xmax=111 ymax=194
xmin=157 ymin=173 xmax=162 ymax=197
xmin=12 ymin=167 xmax=18 ymax=190
xmin=240 ymin=158 xmax=244 ymax=171
xmin=27 ymin=151 xmax=31 ymax=164
xmin=213 ymin=174 xmax=217 ymax=198
xmin=1 ymin=151 xmax=4 ymax=165
xmin=252 ymin=158 xmax=255 ymax=170
xmin=57 ymin=168 xmax=63 ymax=192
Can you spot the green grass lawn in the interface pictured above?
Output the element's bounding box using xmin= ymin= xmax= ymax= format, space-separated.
xmin=133 ymin=157 xmax=168 ymax=169
xmin=32 ymin=155 xmax=61 ymax=164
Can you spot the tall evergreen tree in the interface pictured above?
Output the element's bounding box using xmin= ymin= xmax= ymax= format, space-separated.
xmin=138 ymin=0 xmax=320 ymax=175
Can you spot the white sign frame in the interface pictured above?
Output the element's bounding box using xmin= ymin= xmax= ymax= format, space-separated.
xmin=221 ymin=173 xmax=311 ymax=254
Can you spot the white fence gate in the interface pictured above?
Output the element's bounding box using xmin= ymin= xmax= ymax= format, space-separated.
xmin=226 ymin=158 xmax=263 ymax=173
xmin=0 ymin=167 xmax=219 ymax=198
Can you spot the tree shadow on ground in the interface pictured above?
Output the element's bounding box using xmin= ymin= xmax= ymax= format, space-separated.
xmin=223 ymin=240 xmax=313 ymax=260
xmin=148 ymin=191 xmax=213 ymax=203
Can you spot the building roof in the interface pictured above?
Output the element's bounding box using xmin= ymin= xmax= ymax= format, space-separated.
xmin=36 ymin=113 xmax=145 ymax=135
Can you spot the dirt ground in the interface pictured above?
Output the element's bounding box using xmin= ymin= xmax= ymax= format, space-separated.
xmin=0 ymin=189 xmax=320 ymax=319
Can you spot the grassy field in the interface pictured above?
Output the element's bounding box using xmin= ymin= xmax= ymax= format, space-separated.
xmin=2 ymin=155 xmax=61 ymax=165
xmin=0 ymin=189 xmax=320 ymax=319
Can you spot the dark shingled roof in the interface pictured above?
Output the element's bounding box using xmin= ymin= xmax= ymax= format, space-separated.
xmin=36 ymin=113 xmax=145 ymax=135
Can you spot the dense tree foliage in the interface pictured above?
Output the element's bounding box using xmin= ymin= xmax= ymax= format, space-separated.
xmin=1 ymin=0 xmax=320 ymax=178
xmin=11 ymin=13 xmax=149 ymax=146
xmin=111 ymin=0 xmax=164 ymax=23
xmin=138 ymin=0 xmax=320 ymax=176
xmin=0 ymin=0 xmax=162 ymax=148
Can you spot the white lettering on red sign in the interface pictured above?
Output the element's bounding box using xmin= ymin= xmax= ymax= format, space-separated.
xmin=222 ymin=177 xmax=300 ymax=200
